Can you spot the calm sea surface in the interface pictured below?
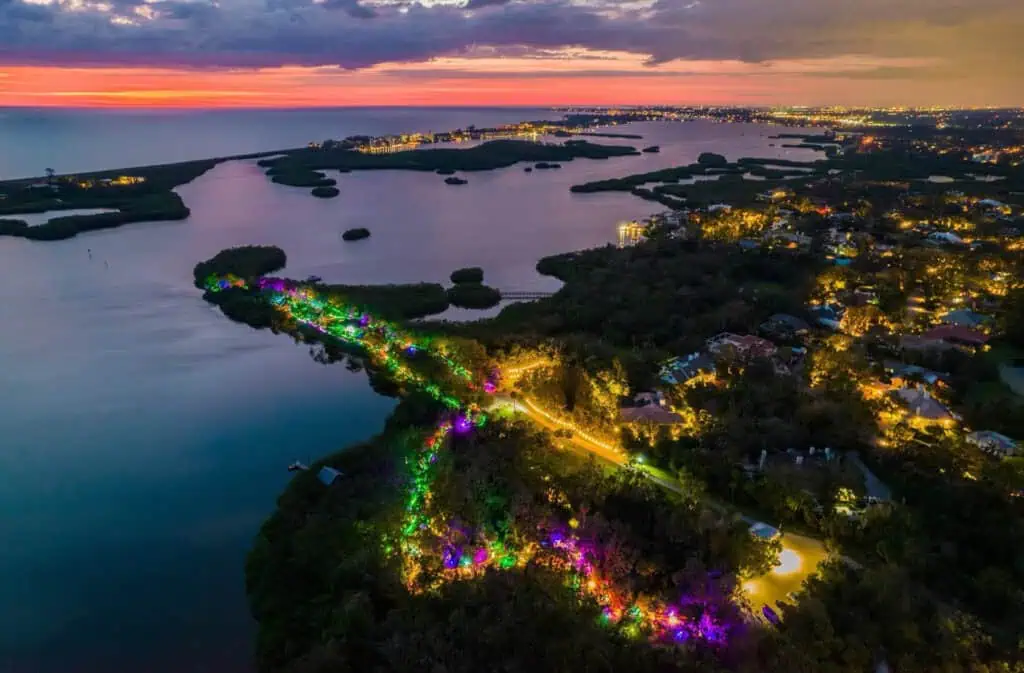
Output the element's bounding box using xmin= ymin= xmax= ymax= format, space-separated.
xmin=0 ymin=110 xmax=821 ymax=673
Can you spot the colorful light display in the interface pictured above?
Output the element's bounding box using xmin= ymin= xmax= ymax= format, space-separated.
xmin=206 ymin=274 xmax=732 ymax=649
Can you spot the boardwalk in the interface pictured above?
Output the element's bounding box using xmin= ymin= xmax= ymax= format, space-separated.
xmin=498 ymin=290 xmax=555 ymax=300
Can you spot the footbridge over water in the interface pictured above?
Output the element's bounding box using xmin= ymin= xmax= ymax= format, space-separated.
xmin=498 ymin=290 xmax=555 ymax=300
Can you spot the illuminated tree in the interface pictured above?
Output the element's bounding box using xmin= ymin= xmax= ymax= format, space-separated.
xmin=839 ymin=304 xmax=889 ymax=337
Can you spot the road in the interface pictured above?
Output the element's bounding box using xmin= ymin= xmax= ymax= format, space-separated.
xmin=490 ymin=393 xmax=831 ymax=618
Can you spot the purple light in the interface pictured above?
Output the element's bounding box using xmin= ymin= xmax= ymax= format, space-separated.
xmin=359 ymin=314 xmax=370 ymax=327
xmin=473 ymin=548 xmax=489 ymax=565
xmin=407 ymin=346 xmax=418 ymax=356
xmin=261 ymin=278 xmax=287 ymax=292
xmin=443 ymin=547 xmax=459 ymax=569
xmin=483 ymin=380 xmax=496 ymax=394
xmin=453 ymin=415 xmax=472 ymax=434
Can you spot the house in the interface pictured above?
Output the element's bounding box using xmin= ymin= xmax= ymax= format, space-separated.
xmin=633 ymin=390 xmax=666 ymax=408
xmin=927 ymin=231 xmax=965 ymax=246
xmin=706 ymin=333 xmax=778 ymax=359
xmin=317 ymin=466 xmax=344 ymax=486
xmin=761 ymin=313 xmax=811 ymax=337
xmin=895 ymin=387 xmax=956 ymax=424
xmin=660 ymin=353 xmax=716 ymax=385
xmin=966 ymin=430 xmax=1018 ymax=457
xmin=883 ymin=360 xmax=947 ymax=386
xmin=619 ymin=405 xmax=684 ymax=425
xmin=707 ymin=203 xmax=733 ymax=213
xmin=809 ymin=305 xmax=843 ymax=330
xmin=977 ymin=198 xmax=1011 ymax=215
xmin=939 ymin=309 xmax=989 ymax=328
xmin=764 ymin=230 xmax=812 ymax=248
xmin=900 ymin=334 xmax=957 ymax=352
xmin=920 ymin=325 xmax=989 ymax=348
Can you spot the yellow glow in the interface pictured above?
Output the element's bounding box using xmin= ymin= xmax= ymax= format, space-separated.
xmin=773 ymin=549 xmax=802 ymax=575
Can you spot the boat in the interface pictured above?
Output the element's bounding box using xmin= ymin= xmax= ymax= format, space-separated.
xmin=288 ymin=461 xmax=309 ymax=472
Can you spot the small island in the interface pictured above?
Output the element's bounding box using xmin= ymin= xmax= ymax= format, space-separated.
xmin=450 ymin=266 xmax=485 ymax=284
xmin=267 ymin=168 xmax=336 ymax=188
xmin=342 ymin=227 xmax=371 ymax=241
xmin=259 ymin=139 xmax=638 ymax=179
xmin=642 ymin=145 xmax=661 ymax=153
xmin=534 ymin=162 xmax=562 ymax=170
xmin=697 ymin=151 xmax=729 ymax=168
xmin=310 ymin=186 xmax=340 ymax=198
xmin=444 ymin=176 xmax=468 ymax=186
xmin=446 ymin=282 xmax=502 ymax=309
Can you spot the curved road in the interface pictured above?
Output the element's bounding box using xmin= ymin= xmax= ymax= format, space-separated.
xmin=490 ymin=393 xmax=831 ymax=617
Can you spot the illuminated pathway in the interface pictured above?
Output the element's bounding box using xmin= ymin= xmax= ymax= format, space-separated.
xmin=490 ymin=393 xmax=831 ymax=617
xmin=205 ymin=275 xmax=736 ymax=646
xmin=208 ymin=274 xmax=828 ymax=632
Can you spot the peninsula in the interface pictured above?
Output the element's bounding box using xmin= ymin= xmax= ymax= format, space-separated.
xmin=192 ymin=107 xmax=1024 ymax=673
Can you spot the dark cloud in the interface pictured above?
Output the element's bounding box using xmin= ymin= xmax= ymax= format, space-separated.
xmin=464 ymin=0 xmax=512 ymax=9
xmin=320 ymin=0 xmax=377 ymax=19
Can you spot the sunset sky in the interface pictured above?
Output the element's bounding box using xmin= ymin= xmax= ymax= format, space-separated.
xmin=1 ymin=0 xmax=1022 ymax=108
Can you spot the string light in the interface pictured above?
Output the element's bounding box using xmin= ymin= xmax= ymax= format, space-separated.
xmin=205 ymin=273 xmax=732 ymax=649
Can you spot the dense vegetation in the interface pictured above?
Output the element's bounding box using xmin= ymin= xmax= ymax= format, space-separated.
xmin=574 ymin=132 xmax=644 ymax=139
xmin=446 ymin=283 xmax=502 ymax=309
xmin=321 ymin=283 xmax=450 ymax=320
xmin=0 ymin=157 xmax=245 ymax=240
xmin=450 ymin=267 xmax=485 ymax=284
xmin=258 ymin=140 xmax=639 ymax=178
xmin=310 ymin=186 xmax=340 ymax=198
xmin=697 ymin=153 xmax=729 ymax=168
xmin=477 ymin=239 xmax=818 ymax=355
xmin=342 ymin=227 xmax=371 ymax=241
xmin=0 ymin=191 xmax=192 ymax=241
xmin=247 ymin=404 xmax=763 ymax=673
xmin=192 ymin=245 xmax=287 ymax=289
xmin=268 ymin=168 xmax=337 ymax=188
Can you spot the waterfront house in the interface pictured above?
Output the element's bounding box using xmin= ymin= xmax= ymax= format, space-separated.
xmin=966 ymin=430 xmax=1018 ymax=457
